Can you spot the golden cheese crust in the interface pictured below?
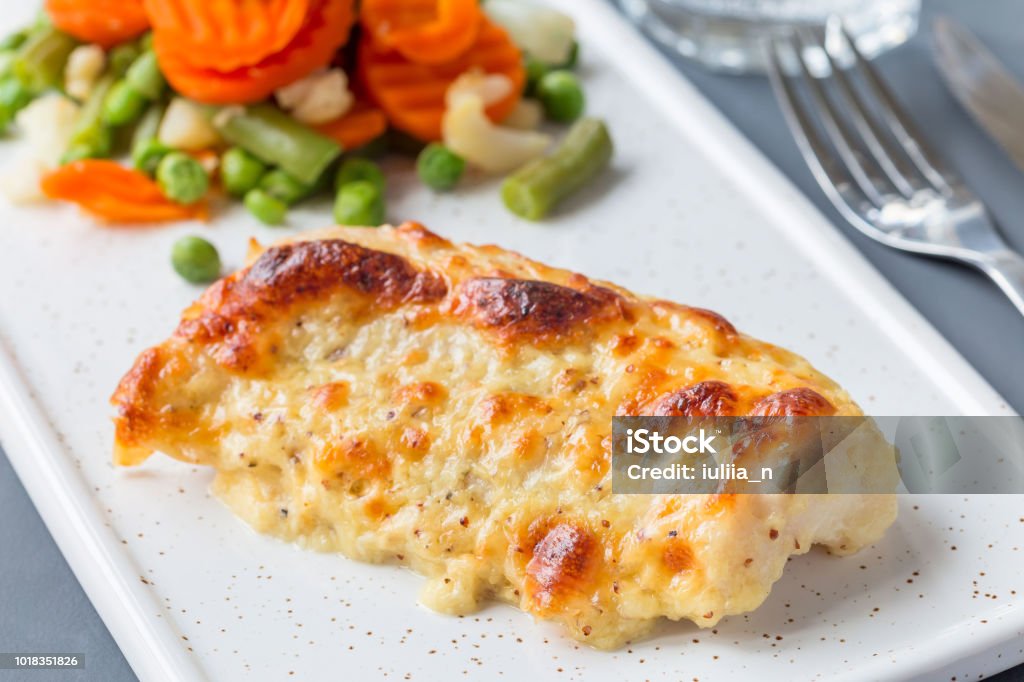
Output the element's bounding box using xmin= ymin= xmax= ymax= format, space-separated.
xmin=111 ymin=222 xmax=896 ymax=647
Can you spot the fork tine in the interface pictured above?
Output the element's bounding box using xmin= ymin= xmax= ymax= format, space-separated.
xmin=817 ymin=23 xmax=920 ymax=198
xmin=838 ymin=24 xmax=955 ymax=196
xmin=766 ymin=37 xmax=873 ymax=225
xmin=789 ymin=28 xmax=889 ymax=207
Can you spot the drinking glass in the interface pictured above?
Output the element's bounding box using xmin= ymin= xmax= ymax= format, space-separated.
xmin=619 ymin=0 xmax=921 ymax=73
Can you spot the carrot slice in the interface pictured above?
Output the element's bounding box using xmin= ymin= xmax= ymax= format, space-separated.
xmin=314 ymin=105 xmax=388 ymax=149
xmin=46 ymin=0 xmax=149 ymax=48
xmin=156 ymin=0 xmax=356 ymax=104
xmin=41 ymin=160 xmax=204 ymax=224
xmin=358 ymin=18 xmax=524 ymax=142
xmin=361 ymin=0 xmax=482 ymax=66
xmin=145 ymin=0 xmax=310 ymax=72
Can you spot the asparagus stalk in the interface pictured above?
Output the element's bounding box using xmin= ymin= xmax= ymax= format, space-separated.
xmin=501 ymin=117 xmax=613 ymax=220
xmin=211 ymin=104 xmax=341 ymax=186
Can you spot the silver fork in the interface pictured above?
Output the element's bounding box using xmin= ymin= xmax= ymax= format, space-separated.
xmin=765 ymin=19 xmax=1024 ymax=318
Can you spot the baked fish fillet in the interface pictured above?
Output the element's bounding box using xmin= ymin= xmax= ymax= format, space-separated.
xmin=111 ymin=222 xmax=896 ymax=648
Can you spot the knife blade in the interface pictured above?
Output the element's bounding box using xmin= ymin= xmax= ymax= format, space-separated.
xmin=932 ymin=16 xmax=1024 ymax=172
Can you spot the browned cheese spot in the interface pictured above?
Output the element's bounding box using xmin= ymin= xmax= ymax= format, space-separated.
xmin=452 ymin=277 xmax=625 ymax=344
xmin=173 ymin=240 xmax=447 ymax=372
xmin=662 ymin=537 xmax=696 ymax=573
xmin=750 ymin=388 xmax=836 ymax=416
xmin=524 ymin=522 xmax=597 ymax=613
xmin=309 ymin=381 xmax=350 ymax=411
xmin=313 ymin=436 xmax=390 ymax=481
xmin=651 ymin=380 xmax=739 ymax=416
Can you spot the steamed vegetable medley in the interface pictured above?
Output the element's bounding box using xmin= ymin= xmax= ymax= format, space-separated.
xmin=0 ymin=0 xmax=613 ymax=282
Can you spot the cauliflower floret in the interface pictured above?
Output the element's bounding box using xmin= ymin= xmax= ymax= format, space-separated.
xmin=64 ymin=44 xmax=106 ymax=102
xmin=159 ymin=98 xmax=221 ymax=151
xmin=1 ymin=154 xmax=50 ymax=204
xmin=275 ymin=69 xmax=354 ymax=126
xmin=501 ymin=99 xmax=543 ymax=130
xmin=442 ymin=93 xmax=550 ymax=174
xmin=18 ymin=93 xmax=81 ymax=168
xmin=446 ymin=69 xmax=515 ymax=108
xmin=2 ymin=93 xmax=81 ymax=204
xmin=484 ymin=0 xmax=576 ymax=65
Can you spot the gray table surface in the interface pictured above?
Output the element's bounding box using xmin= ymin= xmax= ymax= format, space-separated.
xmin=1 ymin=0 xmax=1022 ymax=680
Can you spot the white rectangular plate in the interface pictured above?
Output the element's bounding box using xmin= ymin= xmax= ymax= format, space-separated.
xmin=0 ymin=2 xmax=1021 ymax=680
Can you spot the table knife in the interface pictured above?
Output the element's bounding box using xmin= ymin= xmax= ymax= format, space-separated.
xmin=932 ymin=16 xmax=1024 ymax=172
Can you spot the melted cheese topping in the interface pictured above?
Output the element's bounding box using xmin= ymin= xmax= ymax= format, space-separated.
xmin=111 ymin=222 xmax=896 ymax=647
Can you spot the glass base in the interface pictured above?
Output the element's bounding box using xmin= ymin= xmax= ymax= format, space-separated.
xmin=619 ymin=0 xmax=920 ymax=74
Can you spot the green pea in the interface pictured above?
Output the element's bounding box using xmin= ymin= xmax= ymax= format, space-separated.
xmin=125 ymin=50 xmax=165 ymax=101
xmin=156 ymin=152 xmax=209 ymax=205
xmin=333 ymin=180 xmax=384 ymax=227
xmin=536 ymin=70 xmax=585 ymax=123
xmin=333 ymin=157 xmax=385 ymax=193
xmin=244 ymin=188 xmax=288 ymax=226
xmin=259 ymin=169 xmax=310 ymax=205
xmin=416 ymin=143 xmax=465 ymax=192
xmin=171 ymin=236 xmax=221 ymax=284
xmin=219 ymin=147 xmax=266 ymax=197
xmin=102 ymin=80 xmax=146 ymax=127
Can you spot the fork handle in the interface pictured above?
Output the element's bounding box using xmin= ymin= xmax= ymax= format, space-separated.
xmin=978 ymin=250 xmax=1024 ymax=318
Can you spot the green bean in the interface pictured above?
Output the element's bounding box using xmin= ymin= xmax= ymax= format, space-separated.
xmin=131 ymin=101 xmax=169 ymax=175
xmin=108 ymin=43 xmax=141 ymax=78
xmin=62 ymin=73 xmax=115 ymax=163
xmin=171 ymin=236 xmax=221 ymax=283
xmin=244 ymin=188 xmax=288 ymax=226
xmin=334 ymin=157 xmax=385 ymax=193
xmin=523 ymin=54 xmax=548 ymax=97
xmin=259 ymin=169 xmax=311 ymax=206
xmin=220 ymin=147 xmax=266 ymax=197
xmin=102 ymin=80 xmax=146 ymax=126
xmin=501 ymin=117 xmax=612 ymax=221
xmin=156 ymin=152 xmax=209 ymax=205
xmin=416 ymin=143 xmax=464 ymax=191
xmin=125 ymin=50 xmax=165 ymax=100
xmin=12 ymin=26 xmax=77 ymax=93
xmin=536 ymin=70 xmax=584 ymax=122
xmin=211 ymin=104 xmax=340 ymax=185
xmin=333 ymin=180 xmax=384 ymax=226
xmin=0 ymin=75 xmax=33 ymax=132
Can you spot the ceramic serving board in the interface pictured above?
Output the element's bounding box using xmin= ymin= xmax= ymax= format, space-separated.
xmin=0 ymin=1 xmax=1020 ymax=680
